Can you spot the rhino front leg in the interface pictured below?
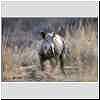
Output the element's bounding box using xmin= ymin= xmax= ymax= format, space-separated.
xmin=60 ymin=54 xmax=66 ymax=75
xmin=40 ymin=56 xmax=45 ymax=71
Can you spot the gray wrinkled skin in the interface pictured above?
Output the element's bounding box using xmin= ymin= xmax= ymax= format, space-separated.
xmin=39 ymin=32 xmax=66 ymax=75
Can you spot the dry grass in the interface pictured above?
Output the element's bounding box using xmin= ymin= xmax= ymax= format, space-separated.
xmin=3 ymin=47 xmax=13 ymax=80
xmin=2 ymin=18 xmax=98 ymax=82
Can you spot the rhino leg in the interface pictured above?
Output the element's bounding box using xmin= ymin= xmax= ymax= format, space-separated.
xmin=40 ymin=56 xmax=45 ymax=71
xmin=60 ymin=54 xmax=66 ymax=75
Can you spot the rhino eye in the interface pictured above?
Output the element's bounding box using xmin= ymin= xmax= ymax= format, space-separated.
xmin=45 ymin=46 xmax=47 ymax=49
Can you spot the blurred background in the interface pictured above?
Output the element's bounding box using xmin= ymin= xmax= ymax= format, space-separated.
xmin=1 ymin=17 xmax=98 ymax=82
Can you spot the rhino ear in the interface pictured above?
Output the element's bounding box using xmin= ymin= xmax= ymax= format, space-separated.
xmin=41 ymin=32 xmax=46 ymax=39
xmin=52 ymin=32 xmax=56 ymax=37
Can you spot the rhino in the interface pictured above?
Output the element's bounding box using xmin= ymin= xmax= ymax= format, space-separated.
xmin=39 ymin=32 xmax=67 ymax=75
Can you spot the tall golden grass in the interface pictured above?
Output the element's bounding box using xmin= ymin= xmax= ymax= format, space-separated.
xmin=2 ymin=18 xmax=98 ymax=81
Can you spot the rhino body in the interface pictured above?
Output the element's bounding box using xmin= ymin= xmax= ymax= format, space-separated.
xmin=39 ymin=32 xmax=66 ymax=74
